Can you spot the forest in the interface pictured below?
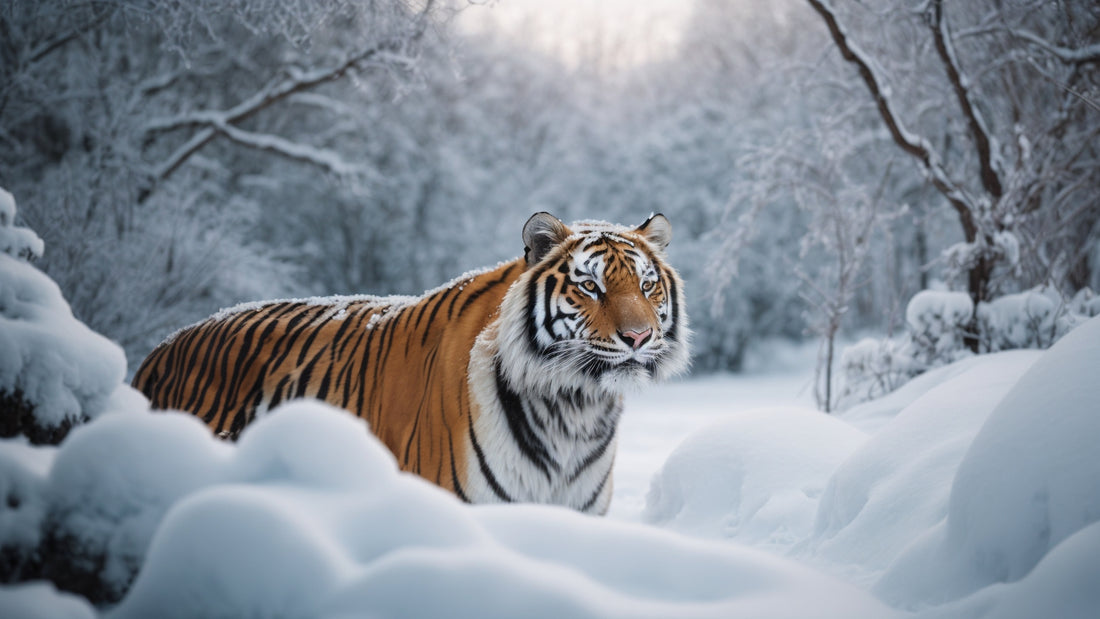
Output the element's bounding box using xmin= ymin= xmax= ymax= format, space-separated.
xmin=4 ymin=0 xmax=1097 ymax=412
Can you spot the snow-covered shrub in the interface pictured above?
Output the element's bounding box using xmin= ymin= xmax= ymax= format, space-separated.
xmin=975 ymin=286 xmax=1077 ymax=352
xmin=837 ymin=285 xmax=1093 ymax=410
xmin=905 ymin=290 xmax=975 ymax=367
xmin=836 ymin=337 xmax=919 ymax=409
xmin=0 ymin=442 xmax=53 ymax=584
xmin=0 ymin=188 xmax=131 ymax=444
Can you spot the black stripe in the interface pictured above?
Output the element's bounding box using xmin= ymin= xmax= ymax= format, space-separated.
xmin=567 ymin=426 xmax=616 ymax=484
xmin=457 ymin=264 xmax=516 ymax=316
xmin=664 ymin=267 xmax=680 ymax=342
xmin=268 ymin=305 xmax=322 ymax=372
xmin=295 ymin=310 xmax=328 ymax=366
xmin=524 ymin=267 xmax=543 ymax=351
xmin=449 ymin=435 xmax=471 ymax=503
xmin=580 ymin=467 xmax=612 ymax=512
xmin=419 ymin=286 xmax=456 ymax=346
xmin=268 ymin=373 xmax=294 ymax=410
xmin=468 ymin=417 xmax=513 ymax=502
xmin=295 ymin=348 xmax=327 ymax=399
xmin=495 ymin=361 xmax=557 ymax=482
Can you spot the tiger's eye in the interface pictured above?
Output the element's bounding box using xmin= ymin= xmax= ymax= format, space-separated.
xmin=581 ymin=280 xmax=598 ymax=293
xmin=642 ymin=280 xmax=655 ymax=292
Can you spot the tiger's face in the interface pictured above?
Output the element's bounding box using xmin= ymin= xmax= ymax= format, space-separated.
xmin=497 ymin=212 xmax=690 ymax=394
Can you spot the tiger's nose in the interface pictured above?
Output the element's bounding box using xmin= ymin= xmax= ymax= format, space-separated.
xmin=618 ymin=328 xmax=653 ymax=350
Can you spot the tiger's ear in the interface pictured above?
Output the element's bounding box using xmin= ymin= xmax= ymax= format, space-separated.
xmin=636 ymin=213 xmax=672 ymax=250
xmin=523 ymin=212 xmax=570 ymax=265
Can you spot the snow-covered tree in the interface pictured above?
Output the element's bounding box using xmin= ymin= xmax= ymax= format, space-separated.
xmin=1 ymin=0 xmax=440 ymax=366
xmin=804 ymin=0 xmax=1100 ymax=349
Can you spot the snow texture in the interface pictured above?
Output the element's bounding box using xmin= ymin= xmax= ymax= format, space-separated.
xmin=1 ymin=401 xmax=895 ymax=618
xmin=0 ymin=189 xmax=133 ymax=438
xmin=643 ymin=406 xmax=866 ymax=549
xmin=0 ymin=582 xmax=95 ymax=619
xmin=875 ymin=313 xmax=1100 ymax=610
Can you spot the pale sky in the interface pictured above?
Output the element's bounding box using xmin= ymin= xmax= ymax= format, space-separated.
xmin=457 ymin=0 xmax=695 ymax=70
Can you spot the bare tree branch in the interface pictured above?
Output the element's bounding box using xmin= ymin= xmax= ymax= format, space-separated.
xmin=927 ymin=0 xmax=1003 ymax=199
xmin=211 ymin=122 xmax=355 ymax=176
xmin=804 ymin=0 xmax=979 ymax=242
xmin=1011 ymin=29 xmax=1100 ymax=65
xmin=147 ymin=0 xmax=437 ymax=188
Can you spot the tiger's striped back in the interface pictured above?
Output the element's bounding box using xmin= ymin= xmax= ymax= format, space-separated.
xmin=133 ymin=260 xmax=524 ymax=495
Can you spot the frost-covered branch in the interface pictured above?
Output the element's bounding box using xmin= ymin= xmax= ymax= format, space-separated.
xmin=1011 ymin=29 xmax=1100 ymax=65
xmin=148 ymin=44 xmax=390 ymax=181
xmin=147 ymin=0 xmax=436 ymax=185
xmin=926 ymin=0 xmax=1003 ymax=199
xmin=804 ymin=0 xmax=978 ymax=240
xmin=211 ymin=122 xmax=355 ymax=176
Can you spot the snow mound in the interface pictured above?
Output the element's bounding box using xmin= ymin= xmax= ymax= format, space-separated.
xmin=876 ymin=314 xmax=1100 ymax=610
xmin=45 ymin=401 xmax=887 ymax=618
xmin=0 ymin=188 xmax=132 ymax=444
xmin=812 ymin=351 xmax=1040 ymax=584
xmin=0 ymin=581 xmax=95 ymax=619
xmin=642 ymin=406 xmax=867 ymax=549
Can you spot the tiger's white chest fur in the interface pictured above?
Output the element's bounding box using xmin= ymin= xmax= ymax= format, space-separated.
xmin=465 ymin=321 xmax=621 ymax=514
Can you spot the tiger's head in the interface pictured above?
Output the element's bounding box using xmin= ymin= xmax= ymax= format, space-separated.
xmin=497 ymin=212 xmax=691 ymax=394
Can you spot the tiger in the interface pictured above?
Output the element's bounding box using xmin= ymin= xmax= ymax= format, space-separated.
xmin=132 ymin=212 xmax=690 ymax=514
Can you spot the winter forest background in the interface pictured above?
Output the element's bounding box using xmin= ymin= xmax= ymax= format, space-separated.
xmin=3 ymin=1 xmax=1100 ymax=617
xmin=4 ymin=0 xmax=1098 ymax=412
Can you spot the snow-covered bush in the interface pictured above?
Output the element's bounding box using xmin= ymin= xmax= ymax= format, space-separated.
xmin=906 ymin=290 xmax=975 ymax=366
xmin=0 ymin=188 xmax=133 ymax=444
xmin=838 ymin=286 xmax=1093 ymax=409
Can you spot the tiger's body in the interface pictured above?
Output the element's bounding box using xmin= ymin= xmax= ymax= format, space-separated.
xmin=133 ymin=213 xmax=689 ymax=514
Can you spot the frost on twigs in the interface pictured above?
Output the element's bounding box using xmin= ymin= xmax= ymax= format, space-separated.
xmin=0 ymin=187 xmax=130 ymax=445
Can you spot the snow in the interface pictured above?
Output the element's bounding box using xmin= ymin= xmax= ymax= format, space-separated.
xmin=875 ymin=313 xmax=1100 ymax=610
xmin=0 ymin=190 xmax=133 ymax=439
xmin=643 ymin=406 xmax=866 ymax=549
xmin=812 ymin=351 xmax=1040 ymax=585
xmin=103 ymin=401 xmax=894 ymax=619
xmin=0 ymin=582 xmax=95 ymax=619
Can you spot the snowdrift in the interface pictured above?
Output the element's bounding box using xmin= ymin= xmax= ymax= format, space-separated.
xmin=3 ymin=401 xmax=894 ymax=618
xmin=639 ymin=316 xmax=1100 ymax=618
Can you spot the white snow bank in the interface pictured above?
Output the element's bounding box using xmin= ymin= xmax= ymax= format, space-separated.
xmin=642 ymin=406 xmax=866 ymax=550
xmin=23 ymin=400 xmax=889 ymax=618
xmin=837 ymin=351 xmax=1019 ymax=433
xmin=876 ymin=314 xmax=1100 ymax=611
xmin=811 ymin=351 xmax=1040 ymax=585
xmin=917 ymin=521 xmax=1100 ymax=619
xmin=0 ymin=581 xmax=95 ymax=619
xmin=0 ymin=188 xmax=132 ymax=440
